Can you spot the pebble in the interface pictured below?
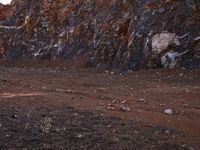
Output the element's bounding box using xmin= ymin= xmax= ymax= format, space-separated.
xmin=66 ymin=90 xmax=73 ymax=93
xmin=107 ymin=106 xmax=115 ymax=110
xmin=77 ymin=134 xmax=83 ymax=138
xmin=179 ymin=73 xmax=183 ymax=77
xmin=164 ymin=109 xmax=173 ymax=115
xmin=100 ymin=96 xmax=105 ymax=99
xmin=165 ymin=130 xmax=170 ymax=134
xmin=12 ymin=115 xmax=18 ymax=119
xmin=107 ymin=124 xmax=112 ymax=128
xmin=138 ymin=98 xmax=146 ymax=103
xmin=121 ymin=100 xmax=127 ymax=104
xmin=120 ymin=106 xmax=131 ymax=112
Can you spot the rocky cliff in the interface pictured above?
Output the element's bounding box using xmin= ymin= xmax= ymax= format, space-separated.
xmin=0 ymin=0 xmax=199 ymax=70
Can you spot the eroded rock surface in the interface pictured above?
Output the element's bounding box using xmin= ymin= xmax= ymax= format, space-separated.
xmin=0 ymin=0 xmax=199 ymax=70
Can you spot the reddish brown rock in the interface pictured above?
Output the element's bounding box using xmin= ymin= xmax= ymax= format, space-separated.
xmin=0 ymin=0 xmax=199 ymax=69
xmin=0 ymin=3 xmax=12 ymax=20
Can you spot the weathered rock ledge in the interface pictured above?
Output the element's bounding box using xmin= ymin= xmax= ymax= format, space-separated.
xmin=0 ymin=0 xmax=199 ymax=70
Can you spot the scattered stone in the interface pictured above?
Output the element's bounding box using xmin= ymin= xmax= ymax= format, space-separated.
xmin=105 ymin=71 xmax=109 ymax=74
xmin=138 ymin=98 xmax=145 ymax=102
xmin=160 ymin=104 xmax=166 ymax=107
xmin=55 ymin=128 xmax=61 ymax=133
xmin=66 ymin=90 xmax=73 ymax=93
xmin=183 ymin=103 xmax=189 ymax=107
xmin=11 ymin=114 xmax=18 ymax=119
xmin=56 ymin=89 xmax=66 ymax=93
xmin=42 ymin=86 xmax=48 ymax=90
xmin=189 ymin=147 xmax=195 ymax=150
xmin=77 ymin=134 xmax=83 ymax=138
xmin=112 ymin=100 xmax=117 ymax=104
xmin=107 ymin=124 xmax=112 ymax=128
xmin=107 ymin=106 xmax=115 ymax=110
xmin=179 ymin=73 xmax=183 ymax=77
xmin=165 ymin=130 xmax=170 ymax=134
xmin=121 ymin=100 xmax=127 ymax=104
xmin=120 ymin=106 xmax=131 ymax=112
xmin=164 ymin=109 xmax=173 ymax=115
xmin=6 ymin=134 xmax=11 ymax=137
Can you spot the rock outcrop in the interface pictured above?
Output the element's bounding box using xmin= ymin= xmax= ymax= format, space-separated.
xmin=0 ymin=0 xmax=199 ymax=70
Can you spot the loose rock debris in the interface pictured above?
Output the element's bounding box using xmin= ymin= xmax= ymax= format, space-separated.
xmin=0 ymin=105 xmax=191 ymax=150
xmin=0 ymin=66 xmax=200 ymax=149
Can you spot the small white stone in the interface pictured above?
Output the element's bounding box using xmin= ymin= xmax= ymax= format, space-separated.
xmin=179 ymin=73 xmax=183 ymax=77
xmin=77 ymin=134 xmax=83 ymax=138
xmin=164 ymin=109 xmax=173 ymax=115
xmin=120 ymin=106 xmax=131 ymax=112
xmin=121 ymin=100 xmax=127 ymax=104
xmin=165 ymin=130 xmax=170 ymax=134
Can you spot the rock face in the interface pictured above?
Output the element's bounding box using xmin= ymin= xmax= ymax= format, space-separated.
xmin=0 ymin=0 xmax=200 ymax=70
xmin=0 ymin=4 xmax=12 ymax=20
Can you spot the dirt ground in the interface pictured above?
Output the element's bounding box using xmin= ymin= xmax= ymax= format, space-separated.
xmin=0 ymin=60 xmax=200 ymax=149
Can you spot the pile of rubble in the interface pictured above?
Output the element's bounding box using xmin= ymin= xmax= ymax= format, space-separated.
xmin=0 ymin=0 xmax=199 ymax=70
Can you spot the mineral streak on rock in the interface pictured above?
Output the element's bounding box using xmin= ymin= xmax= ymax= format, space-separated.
xmin=0 ymin=0 xmax=199 ymax=70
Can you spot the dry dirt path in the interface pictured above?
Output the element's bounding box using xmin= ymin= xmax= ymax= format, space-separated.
xmin=0 ymin=64 xmax=200 ymax=149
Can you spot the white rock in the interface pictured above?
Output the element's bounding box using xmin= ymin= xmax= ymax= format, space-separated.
xmin=77 ymin=134 xmax=83 ymax=138
xmin=120 ymin=106 xmax=131 ymax=112
xmin=161 ymin=51 xmax=179 ymax=68
xmin=165 ymin=130 xmax=170 ymax=134
xmin=152 ymin=33 xmax=180 ymax=54
xmin=179 ymin=73 xmax=183 ymax=77
xmin=164 ymin=109 xmax=173 ymax=115
xmin=121 ymin=100 xmax=127 ymax=104
xmin=161 ymin=49 xmax=189 ymax=68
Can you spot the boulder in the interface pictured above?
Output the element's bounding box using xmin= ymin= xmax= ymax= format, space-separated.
xmin=152 ymin=33 xmax=180 ymax=54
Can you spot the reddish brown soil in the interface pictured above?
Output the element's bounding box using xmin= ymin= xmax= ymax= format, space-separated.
xmin=0 ymin=60 xmax=200 ymax=149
